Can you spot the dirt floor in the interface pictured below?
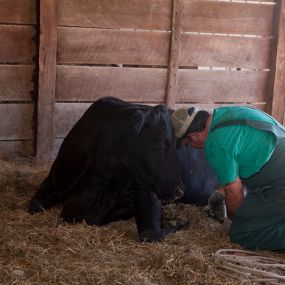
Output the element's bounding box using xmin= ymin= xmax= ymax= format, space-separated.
xmin=1 ymin=157 xmax=285 ymax=285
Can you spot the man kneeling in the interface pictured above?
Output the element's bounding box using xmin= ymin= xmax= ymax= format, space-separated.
xmin=171 ymin=105 xmax=285 ymax=251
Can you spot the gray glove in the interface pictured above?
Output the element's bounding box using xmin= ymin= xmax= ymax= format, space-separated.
xmin=206 ymin=190 xmax=226 ymax=223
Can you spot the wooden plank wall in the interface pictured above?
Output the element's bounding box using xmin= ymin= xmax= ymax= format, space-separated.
xmin=1 ymin=0 xmax=284 ymax=160
xmin=53 ymin=0 xmax=173 ymax=158
xmin=49 ymin=0 xmax=280 ymax=159
xmin=0 ymin=0 xmax=37 ymax=157
xmin=178 ymin=0 xmax=274 ymax=108
xmin=269 ymin=0 xmax=285 ymax=122
xmin=37 ymin=0 xmax=57 ymax=161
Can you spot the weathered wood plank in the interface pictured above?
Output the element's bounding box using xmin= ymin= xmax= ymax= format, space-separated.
xmin=0 ymin=104 xmax=34 ymax=140
xmin=0 ymin=25 xmax=35 ymax=63
xmin=53 ymin=139 xmax=63 ymax=160
xmin=0 ymin=140 xmax=34 ymax=158
xmin=180 ymin=34 xmax=272 ymax=69
xmin=242 ymin=0 xmax=276 ymax=2
xmin=166 ymin=0 xmax=182 ymax=109
xmin=54 ymin=103 xmax=91 ymax=138
xmin=56 ymin=66 xmax=167 ymax=102
xmin=0 ymin=65 xmax=34 ymax=101
xmin=182 ymin=1 xmax=275 ymax=35
xmin=58 ymin=0 xmax=171 ymax=30
xmin=269 ymin=0 xmax=285 ymax=124
xmin=0 ymin=0 xmax=36 ymax=25
xmin=37 ymin=0 xmax=57 ymax=161
xmin=177 ymin=70 xmax=269 ymax=103
xmin=57 ymin=27 xmax=169 ymax=65
xmin=175 ymin=103 xmax=267 ymax=112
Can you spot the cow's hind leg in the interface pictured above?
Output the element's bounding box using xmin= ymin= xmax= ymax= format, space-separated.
xmin=29 ymin=176 xmax=62 ymax=213
xmin=61 ymin=189 xmax=114 ymax=225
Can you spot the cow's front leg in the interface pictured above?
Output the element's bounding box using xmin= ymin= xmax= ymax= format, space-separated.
xmin=134 ymin=190 xmax=189 ymax=242
xmin=135 ymin=190 xmax=184 ymax=242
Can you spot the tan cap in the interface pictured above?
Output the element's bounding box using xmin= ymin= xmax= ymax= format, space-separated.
xmin=171 ymin=107 xmax=199 ymax=138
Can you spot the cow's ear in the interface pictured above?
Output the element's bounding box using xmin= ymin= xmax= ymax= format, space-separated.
xmin=132 ymin=110 xmax=145 ymax=134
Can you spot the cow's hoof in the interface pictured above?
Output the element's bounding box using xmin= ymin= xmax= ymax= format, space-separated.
xmin=138 ymin=230 xmax=164 ymax=243
xmin=28 ymin=200 xmax=45 ymax=214
xmin=60 ymin=208 xmax=85 ymax=224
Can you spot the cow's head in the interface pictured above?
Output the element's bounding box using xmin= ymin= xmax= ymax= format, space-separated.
xmin=122 ymin=104 xmax=184 ymax=201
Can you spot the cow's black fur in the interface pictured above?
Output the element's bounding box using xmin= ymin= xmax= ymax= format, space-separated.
xmin=29 ymin=97 xmax=185 ymax=242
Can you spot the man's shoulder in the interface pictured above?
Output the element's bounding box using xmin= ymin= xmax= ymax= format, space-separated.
xmin=213 ymin=106 xmax=276 ymax=124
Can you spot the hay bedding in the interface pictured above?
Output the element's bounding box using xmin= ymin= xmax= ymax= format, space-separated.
xmin=0 ymin=157 xmax=284 ymax=285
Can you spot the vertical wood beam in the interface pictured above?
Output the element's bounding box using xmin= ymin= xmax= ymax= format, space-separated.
xmin=37 ymin=0 xmax=57 ymax=161
xmin=269 ymin=0 xmax=285 ymax=124
xmin=165 ymin=0 xmax=182 ymax=109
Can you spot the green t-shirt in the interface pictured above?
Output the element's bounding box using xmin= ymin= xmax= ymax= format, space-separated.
xmin=205 ymin=106 xmax=277 ymax=186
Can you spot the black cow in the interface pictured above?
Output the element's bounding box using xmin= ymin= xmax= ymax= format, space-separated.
xmin=29 ymin=97 xmax=185 ymax=242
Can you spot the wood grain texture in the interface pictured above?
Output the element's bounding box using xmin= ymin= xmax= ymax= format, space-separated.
xmin=182 ymin=0 xmax=275 ymax=35
xmin=0 ymin=65 xmax=34 ymax=101
xmin=177 ymin=70 xmax=269 ymax=103
xmin=175 ymin=103 xmax=266 ymax=112
xmin=246 ymin=0 xmax=276 ymax=2
xmin=232 ymin=0 xmax=276 ymax=2
xmin=269 ymin=0 xmax=285 ymax=123
xmin=54 ymin=103 xmax=91 ymax=138
xmin=56 ymin=66 xmax=167 ymax=102
xmin=58 ymin=0 xmax=171 ymax=30
xmin=57 ymin=27 xmax=169 ymax=65
xmin=166 ymin=0 xmax=182 ymax=108
xmin=0 ymin=104 xmax=34 ymax=140
xmin=37 ymin=0 xmax=57 ymax=161
xmin=53 ymin=138 xmax=63 ymax=159
xmin=180 ymin=34 xmax=272 ymax=69
xmin=0 ymin=25 xmax=35 ymax=63
xmin=0 ymin=140 xmax=34 ymax=158
xmin=0 ymin=0 xmax=36 ymax=25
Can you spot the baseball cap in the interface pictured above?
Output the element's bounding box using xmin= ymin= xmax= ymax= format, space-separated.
xmin=171 ymin=107 xmax=199 ymax=138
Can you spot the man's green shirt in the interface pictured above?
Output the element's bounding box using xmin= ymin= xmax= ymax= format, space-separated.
xmin=205 ymin=106 xmax=277 ymax=186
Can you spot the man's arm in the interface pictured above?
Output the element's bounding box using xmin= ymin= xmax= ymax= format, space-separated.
xmin=219 ymin=177 xmax=244 ymax=220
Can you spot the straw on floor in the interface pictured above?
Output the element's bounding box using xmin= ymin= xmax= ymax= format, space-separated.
xmin=1 ymin=157 xmax=284 ymax=285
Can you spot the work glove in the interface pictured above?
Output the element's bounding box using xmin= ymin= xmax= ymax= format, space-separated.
xmin=205 ymin=190 xmax=226 ymax=223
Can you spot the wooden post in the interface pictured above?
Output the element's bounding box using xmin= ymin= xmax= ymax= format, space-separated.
xmin=37 ymin=0 xmax=57 ymax=161
xmin=269 ymin=0 xmax=285 ymax=124
xmin=165 ymin=0 xmax=182 ymax=109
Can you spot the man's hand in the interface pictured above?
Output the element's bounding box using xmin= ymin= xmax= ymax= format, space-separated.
xmin=206 ymin=190 xmax=226 ymax=223
xmin=205 ymin=178 xmax=244 ymax=222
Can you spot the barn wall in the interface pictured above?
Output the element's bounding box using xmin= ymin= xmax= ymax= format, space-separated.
xmin=0 ymin=0 xmax=37 ymax=157
xmin=0 ymin=0 xmax=284 ymax=160
xmin=50 ymin=0 xmax=278 ymax=159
